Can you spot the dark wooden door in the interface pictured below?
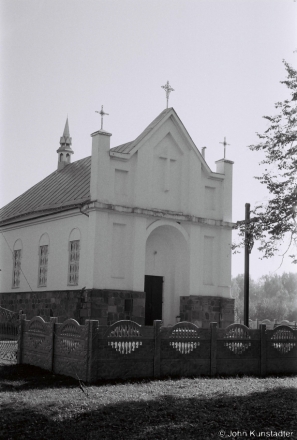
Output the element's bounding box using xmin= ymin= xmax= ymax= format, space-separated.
xmin=144 ymin=275 xmax=163 ymax=326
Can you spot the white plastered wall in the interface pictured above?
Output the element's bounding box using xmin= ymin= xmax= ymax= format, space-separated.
xmin=0 ymin=212 xmax=89 ymax=292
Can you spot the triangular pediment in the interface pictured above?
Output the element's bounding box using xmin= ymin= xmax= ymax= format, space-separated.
xmin=110 ymin=108 xmax=213 ymax=174
xmin=154 ymin=132 xmax=184 ymax=158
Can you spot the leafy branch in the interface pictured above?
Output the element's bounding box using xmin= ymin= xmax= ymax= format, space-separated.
xmin=233 ymin=60 xmax=297 ymax=263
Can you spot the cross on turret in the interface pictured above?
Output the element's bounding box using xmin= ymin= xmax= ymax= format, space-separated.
xmin=95 ymin=105 xmax=109 ymax=131
xmin=219 ymin=137 xmax=230 ymax=159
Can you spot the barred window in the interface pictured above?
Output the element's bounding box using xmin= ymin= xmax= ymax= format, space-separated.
xmin=38 ymin=245 xmax=48 ymax=287
xmin=12 ymin=250 xmax=22 ymax=288
xmin=68 ymin=240 xmax=80 ymax=285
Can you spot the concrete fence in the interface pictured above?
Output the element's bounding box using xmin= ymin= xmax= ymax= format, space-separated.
xmin=17 ymin=315 xmax=297 ymax=382
xmin=247 ymin=319 xmax=297 ymax=330
xmin=235 ymin=318 xmax=297 ymax=330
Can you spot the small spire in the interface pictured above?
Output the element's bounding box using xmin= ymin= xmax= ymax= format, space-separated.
xmin=63 ymin=118 xmax=70 ymax=137
xmin=56 ymin=117 xmax=74 ymax=170
xmin=59 ymin=117 xmax=72 ymax=148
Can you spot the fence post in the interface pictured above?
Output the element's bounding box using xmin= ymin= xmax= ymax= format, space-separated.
xmin=17 ymin=314 xmax=26 ymax=364
xmin=49 ymin=317 xmax=58 ymax=372
xmin=86 ymin=320 xmax=99 ymax=383
xmin=154 ymin=320 xmax=162 ymax=378
xmin=210 ymin=322 xmax=217 ymax=377
xmin=260 ymin=324 xmax=266 ymax=377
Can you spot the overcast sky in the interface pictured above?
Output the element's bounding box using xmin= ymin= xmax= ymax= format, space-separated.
xmin=1 ymin=0 xmax=296 ymax=280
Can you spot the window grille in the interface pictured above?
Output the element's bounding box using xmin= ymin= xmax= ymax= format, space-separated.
xmin=68 ymin=240 xmax=80 ymax=285
xmin=38 ymin=245 xmax=48 ymax=287
xmin=12 ymin=250 xmax=22 ymax=288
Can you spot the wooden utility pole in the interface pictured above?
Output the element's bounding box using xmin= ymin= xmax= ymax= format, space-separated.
xmin=244 ymin=203 xmax=250 ymax=327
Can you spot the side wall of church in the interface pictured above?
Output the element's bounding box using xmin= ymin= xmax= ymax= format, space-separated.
xmin=0 ymin=212 xmax=89 ymax=293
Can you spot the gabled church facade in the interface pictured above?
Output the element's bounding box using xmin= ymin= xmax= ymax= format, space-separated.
xmin=0 ymin=108 xmax=234 ymax=327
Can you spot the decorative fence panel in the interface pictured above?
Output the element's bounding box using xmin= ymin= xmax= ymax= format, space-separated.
xmin=216 ymin=324 xmax=261 ymax=376
xmin=265 ymin=326 xmax=297 ymax=375
xmin=0 ymin=322 xmax=18 ymax=363
xmin=53 ymin=319 xmax=90 ymax=382
xmin=248 ymin=319 xmax=297 ymax=330
xmin=0 ymin=306 xmax=19 ymax=363
xmin=17 ymin=317 xmax=297 ymax=382
xmin=21 ymin=316 xmax=55 ymax=371
xmin=159 ymin=322 xmax=211 ymax=377
xmin=93 ymin=320 xmax=155 ymax=380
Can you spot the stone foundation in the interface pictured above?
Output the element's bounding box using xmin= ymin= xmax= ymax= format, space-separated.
xmin=0 ymin=291 xmax=233 ymax=327
xmin=0 ymin=289 xmax=145 ymax=325
xmin=83 ymin=289 xmax=145 ymax=325
xmin=0 ymin=290 xmax=82 ymax=323
xmin=179 ymin=295 xmax=234 ymax=328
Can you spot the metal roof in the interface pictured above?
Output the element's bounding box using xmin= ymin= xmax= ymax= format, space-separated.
xmin=0 ymin=156 xmax=91 ymax=225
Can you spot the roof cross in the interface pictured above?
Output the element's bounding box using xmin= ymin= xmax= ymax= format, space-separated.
xmin=161 ymin=81 xmax=174 ymax=109
xmin=95 ymin=105 xmax=109 ymax=130
xmin=219 ymin=137 xmax=230 ymax=159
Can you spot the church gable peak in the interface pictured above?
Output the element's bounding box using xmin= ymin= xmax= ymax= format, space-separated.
xmin=109 ymin=108 xmax=210 ymax=174
xmin=110 ymin=108 xmax=180 ymax=159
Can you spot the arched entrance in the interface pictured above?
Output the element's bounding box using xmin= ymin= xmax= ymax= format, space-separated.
xmin=144 ymin=221 xmax=189 ymax=326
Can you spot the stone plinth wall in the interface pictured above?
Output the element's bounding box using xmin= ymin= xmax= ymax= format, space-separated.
xmin=0 ymin=290 xmax=81 ymax=323
xmin=0 ymin=289 xmax=145 ymax=325
xmin=83 ymin=289 xmax=146 ymax=325
xmin=180 ymin=296 xmax=234 ymax=328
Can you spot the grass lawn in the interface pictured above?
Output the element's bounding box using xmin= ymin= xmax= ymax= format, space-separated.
xmin=0 ymin=364 xmax=296 ymax=440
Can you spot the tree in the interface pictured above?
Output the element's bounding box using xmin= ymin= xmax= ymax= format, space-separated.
xmin=231 ymin=274 xmax=262 ymax=321
xmin=236 ymin=61 xmax=297 ymax=263
xmin=231 ymin=272 xmax=297 ymax=322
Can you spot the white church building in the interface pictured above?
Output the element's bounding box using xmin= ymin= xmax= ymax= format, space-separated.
xmin=0 ymin=107 xmax=234 ymax=327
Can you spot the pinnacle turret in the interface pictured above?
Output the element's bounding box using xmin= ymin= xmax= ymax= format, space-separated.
xmin=57 ymin=118 xmax=74 ymax=170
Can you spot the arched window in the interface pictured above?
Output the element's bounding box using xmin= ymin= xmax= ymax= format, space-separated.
xmin=68 ymin=229 xmax=80 ymax=286
xmin=38 ymin=234 xmax=49 ymax=287
xmin=66 ymin=153 xmax=70 ymax=163
xmin=12 ymin=239 xmax=22 ymax=288
xmin=60 ymin=153 xmax=63 ymax=162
